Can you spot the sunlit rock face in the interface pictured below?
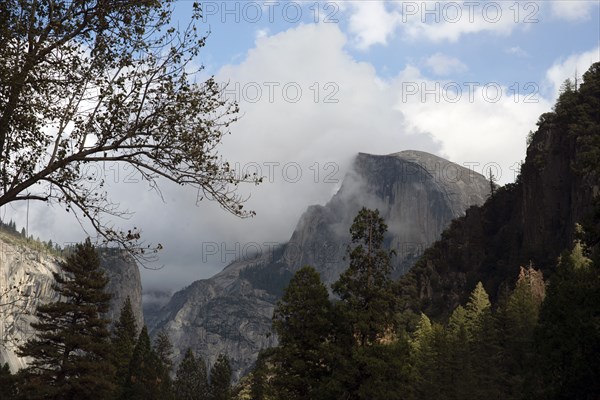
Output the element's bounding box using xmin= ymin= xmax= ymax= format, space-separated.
xmin=150 ymin=150 xmax=490 ymax=381
xmin=0 ymin=238 xmax=144 ymax=372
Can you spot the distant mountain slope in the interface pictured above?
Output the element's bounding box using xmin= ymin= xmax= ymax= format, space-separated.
xmin=399 ymin=62 xmax=600 ymax=320
xmin=0 ymin=234 xmax=144 ymax=371
xmin=150 ymin=150 xmax=490 ymax=379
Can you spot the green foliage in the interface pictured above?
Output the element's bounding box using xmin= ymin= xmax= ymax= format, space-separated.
xmin=464 ymin=281 xmax=491 ymax=338
xmin=498 ymin=266 xmax=545 ymax=399
xmin=153 ymin=330 xmax=175 ymax=397
xmin=332 ymin=207 xmax=397 ymax=347
xmin=111 ymin=296 xmax=138 ymax=395
xmin=209 ymin=354 xmax=232 ymax=400
xmin=123 ymin=326 xmax=173 ymax=400
xmin=325 ymin=208 xmax=409 ymax=400
xmin=174 ymin=348 xmax=209 ymax=400
xmin=0 ymin=362 xmax=16 ymax=399
xmin=536 ymin=242 xmax=600 ymax=399
xmin=575 ymin=62 xmax=600 ymax=174
xmin=17 ymin=238 xmax=115 ymax=399
xmin=271 ymin=266 xmax=334 ymax=399
xmin=246 ymin=349 xmax=277 ymax=400
xmin=250 ymin=199 xmax=599 ymax=400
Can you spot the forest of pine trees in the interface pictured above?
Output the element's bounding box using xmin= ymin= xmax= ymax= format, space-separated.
xmin=0 ymin=240 xmax=234 ymax=400
xmin=235 ymin=209 xmax=600 ymax=400
xmin=1 ymin=62 xmax=599 ymax=399
xmin=2 ymin=207 xmax=597 ymax=399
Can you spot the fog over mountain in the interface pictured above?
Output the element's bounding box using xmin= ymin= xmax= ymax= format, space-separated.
xmin=148 ymin=150 xmax=490 ymax=379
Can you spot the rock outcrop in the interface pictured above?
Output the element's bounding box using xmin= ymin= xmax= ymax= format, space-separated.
xmin=399 ymin=62 xmax=600 ymax=320
xmin=0 ymin=236 xmax=144 ymax=372
xmin=149 ymin=150 xmax=490 ymax=380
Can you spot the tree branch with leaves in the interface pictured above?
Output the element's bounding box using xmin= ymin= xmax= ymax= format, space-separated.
xmin=0 ymin=0 xmax=260 ymax=259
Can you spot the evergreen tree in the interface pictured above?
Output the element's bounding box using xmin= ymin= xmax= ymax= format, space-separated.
xmin=209 ymin=354 xmax=232 ymax=400
xmin=410 ymin=313 xmax=435 ymax=399
xmin=174 ymin=348 xmax=209 ymax=400
xmin=272 ymin=265 xmax=334 ymax=400
xmin=330 ymin=208 xmax=400 ymax=399
xmin=154 ymin=330 xmax=174 ymax=372
xmin=536 ymin=242 xmax=600 ymax=399
xmin=17 ymin=238 xmax=115 ymax=399
xmin=0 ymin=362 xmax=16 ymax=399
xmin=500 ymin=266 xmax=545 ymax=399
xmin=464 ymin=281 xmax=502 ymax=399
xmin=124 ymin=326 xmax=171 ymax=399
xmin=332 ymin=207 xmax=397 ymax=347
xmin=247 ymin=349 xmax=277 ymax=400
xmin=111 ymin=297 xmax=138 ymax=396
xmin=410 ymin=313 xmax=433 ymax=352
xmin=464 ymin=281 xmax=491 ymax=338
xmin=446 ymin=305 xmax=474 ymax=400
xmin=153 ymin=330 xmax=175 ymax=397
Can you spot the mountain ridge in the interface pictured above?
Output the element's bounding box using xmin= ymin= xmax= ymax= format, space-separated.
xmin=149 ymin=149 xmax=491 ymax=379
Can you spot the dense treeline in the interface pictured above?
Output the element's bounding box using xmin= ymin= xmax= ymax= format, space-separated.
xmin=1 ymin=62 xmax=598 ymax=400
xmin=0 ymin=239 xmax=234 ymax=400
xmin=396 ymin=62 xmax=600 ymax=321
xmin=0 ymin=217 xmax=61 ymax=253
xmin=236 ymin=213 xmax=599 ymax=400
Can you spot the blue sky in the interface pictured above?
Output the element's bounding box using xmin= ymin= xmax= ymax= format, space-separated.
xmin=147 ymin=0 xmax=600 ymax=292
xmin=11 ymin=1 xmax=600 ymax=294
xmin=177 ymin=1 xmax=599 ymax=95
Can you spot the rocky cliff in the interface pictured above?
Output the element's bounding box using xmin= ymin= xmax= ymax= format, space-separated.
xmin=399 ymin=62 xmax=600 ymax=320
xmin=0 ymin=235 xmax=144 ymax=372
xmin=149 ymin=150 xmax=490 ymax=380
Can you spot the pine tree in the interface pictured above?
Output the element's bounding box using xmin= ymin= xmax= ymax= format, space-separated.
xmin=330 ymin=208 xmax=399 ymax=399
xmin=332 ymin=207 xmax=397 ymax=347
xmin=124 ymin=326 xmax=172 ymax=399
xmin=153 ymin=330 xmax=175 ymax=397
xmin=271 ymin=265 xmax=334 ymax=400
xmin=464 ymin=281 xmax=502 ymax=399
xmin=174 ymin=348 xmax=209 ymax=400
xmin=112 ymin=296 xmax=138 ymax=396
xmin=247 ymin=349 xmax=277 ymax=400
xmin=536 ymin=242 xmax=600 ymax=399
xmin=464 ymin=281 xmax=491 ymax=338
xmin=410 ymin=313 xmax=432 ymax=352
xmin=17 ymin=238 xmax=115 ymax=399
xmin=446 ymin=305 xmax=474 ymax=400
xmin=410 ymin=313 xmax=435 ymax=399
xmin=0 ymin=362 xmax=16 ymax=399
xmin=500 ymin=266 xmax=545 ymax=399
xmin=209 ymin=354 xmax=232 ymax=400
xmin=154 ymin=330 xmax=174 ymax=372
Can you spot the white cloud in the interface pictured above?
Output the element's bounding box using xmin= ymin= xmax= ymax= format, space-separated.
xmin=346 ymin=1 xmax=402 ymax=49
xmin=14 ymin=23 xmax=595 ymax=294
xmin=343 ymin=1 xmax=525 ymax=47
xmin=21 ymin=22 xmax=438 ymax=291
xmin=425 ymin=53 xmax=467 ymax=76
xmin=550 ymin=0 xmax=598 ymax=21
xmin=392 ymin=67 xmax=552 ymax=186
xmin=545 ymin=47 xmax=600 ymax=98
xmin=254 ymin=28 xmax=269 ymax=41
xmin=506 ymin=46 xmax=529 ymax=57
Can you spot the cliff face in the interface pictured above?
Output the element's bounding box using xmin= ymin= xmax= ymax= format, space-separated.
xmin=0 ymin=236 xmax=144 ymax=372
xmin=150 ymin=150 xmax=490 ymax=380
xmin=401 ymin=63 xmax=600 ymax=319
